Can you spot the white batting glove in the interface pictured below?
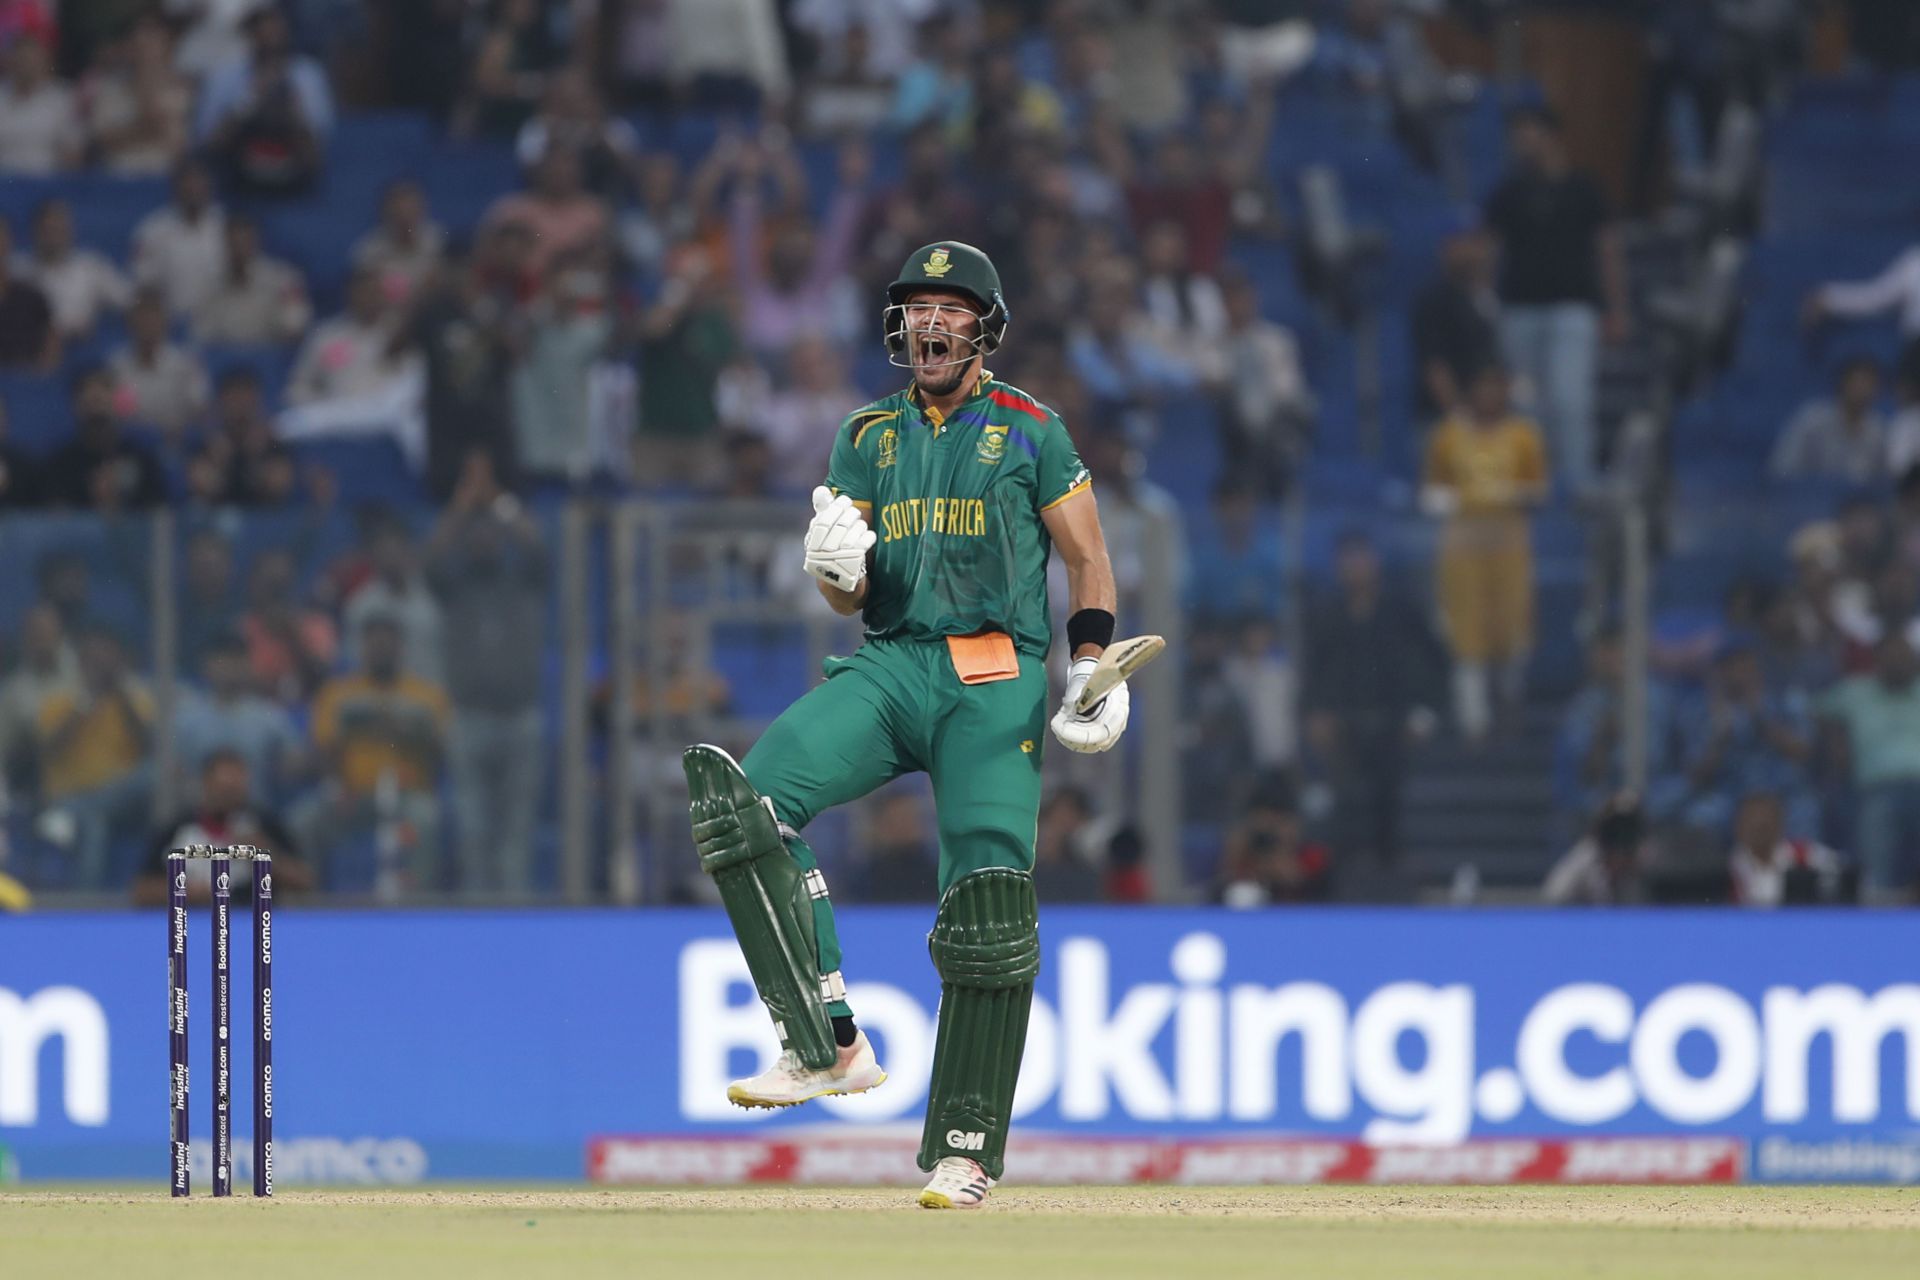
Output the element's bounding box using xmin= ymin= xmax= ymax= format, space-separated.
xmin=1050 ymin=655 xmax=1131 ymax=754
xmin=803 ymin=485 xmax=876 ymax=592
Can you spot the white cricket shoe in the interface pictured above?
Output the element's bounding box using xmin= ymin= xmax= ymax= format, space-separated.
xmin=726 ymin=1031 xmax=887 ymax=1109
xmin=917 ymin=1156 xmax=994 ymax=1209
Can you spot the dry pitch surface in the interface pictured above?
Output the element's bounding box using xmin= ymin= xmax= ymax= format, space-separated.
xmin=6 ymin=1185 xmax=1918 ymax=1279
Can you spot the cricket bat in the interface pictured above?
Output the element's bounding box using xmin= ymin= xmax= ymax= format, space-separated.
xmin=1074 ymin=634 xmax=1166 ymax=713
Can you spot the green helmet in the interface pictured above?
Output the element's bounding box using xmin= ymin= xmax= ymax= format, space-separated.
xmin=883 ymin=241 xmax=1010 ymax=364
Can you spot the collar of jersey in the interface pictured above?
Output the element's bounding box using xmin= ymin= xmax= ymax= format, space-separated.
xmin=908 ymin=368 xmax=994 ymax=428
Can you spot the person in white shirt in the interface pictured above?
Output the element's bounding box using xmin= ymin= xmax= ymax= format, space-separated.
xmin=759 ymin=332 xmax=863 ymax=482
xmin=1138 ymin=219 xmax=1227 ymax=382
xmin=109 ymin=289 xmax=211 ymax=438
xmin=20 ymin=199 xmax=131 ymax=341
xmin=82 ymin=9 xmax=192 ymax=175
xmin=350 ymin=180 xmax=445 ymax=309
xmin=0 ymin=32 xmax=81 ymax=174
xmin=286 ymin=264 xmax=409 ymax=406
xmin=191 ymin=214 xmax=312 ymax=347
xmin=1727 ymin=790 xmax=1845 ymax=907
xmin=133 ymin=159 xmax=228 ymax=318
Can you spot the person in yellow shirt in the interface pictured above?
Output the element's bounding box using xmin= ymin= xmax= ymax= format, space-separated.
xmin=35 ymin=627 xmax=155 ymax=888
xmin=1421 ymin=363 xmax=1549 ymax=742
xmin=295 ymin=612 xmax=450 ymax=891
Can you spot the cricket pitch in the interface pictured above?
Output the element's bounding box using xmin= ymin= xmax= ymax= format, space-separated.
xmin=6 ymin=1185 xmax=1917 ymax=1279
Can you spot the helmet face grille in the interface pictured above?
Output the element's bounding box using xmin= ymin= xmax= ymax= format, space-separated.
xmin=884 ymin=241 xmax=1008 ymax=364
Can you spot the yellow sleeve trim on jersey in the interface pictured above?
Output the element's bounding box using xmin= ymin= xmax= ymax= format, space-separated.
xmin=850 ymin=411 xmax=899 ymax=449
xmin=1039 ymin=478 xmax=1093 ymax=511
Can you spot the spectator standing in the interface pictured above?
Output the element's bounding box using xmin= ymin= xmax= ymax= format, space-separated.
xmin=1821 ymin=632 xmax=1920 ymax=904
xmin=724 ymin=134 xmax=867 ymax=359
xmin=1727 ymin=790 xmax=1847 ymax=907
xmin=511 ymin=253 xmax=611 ymax=481
xmin=176 ymin=528 xmax=242 ymax=676
xmin=400 ymin=228 xmax=527 ymax=499
xmin=109 ymin=289 xmax=210 ymax=438
xmin=425 ymin=457 xmax=548 ymax=894
xmin=0 ymin=603 xmax=76 ymax=795
xmin=36 ymin=627 xmax=155 ymax=889
xmin=1543 ymin=794 xmax=1649 ymax=905
xmin=287 ymin=264 xmax=414 ymax=406
xmin=1485 ymin=106 xmax=1630 ymax=495
xmin=1217 ymin=270 xmax=1311 ymax=500
xmin=1137 ymin=220 xmax=1228 ymax=381
xmin=21 ymin=199 xmax=131 ymax=341
xmin=82 ymin=9 xmax=191 ymax=175
xmin=238 ymin=549 xmax=337 ymax=704
xmin=1422 ymin=363 xmax=1549 ymax=741
xmin=1412 ymin=225 xmax=1501 ymax=423
xmin=635 ymin=245 xmax=735 ymax=490
xmin=196 ymin=4 xmax=335 ymax=195
xmin=460 ymin=0 xmax=568 ymax=137
xmin=170 ymin=636 xmax=301 ymax=802
xmin=0 ymin=31 xmax=80 ymax=174
xmin=1770 ymin=358 xmax=1887 ymax=484
xmin=1122 ymin=132 xmax=1232 ymax=276
xmin=1303 ymin=532 xmax=1447 ymax=871
xmin=343 ymin=517 xmax=442 ymax=684
xmin=0 ymin=218 xmax=57 ymax=370
xmin=132 ymin=159 xmax=227 ymax=318
xmin=191 ymin=215 xmax=312 ymax=346
xmin=759 ymin=334 xmax=864 ymax=486
xmin=39 ymin=366 xmax=168 ymax=510
xmin=485 ymin=145 xmax=611 ymax=282
xmin=515 ymin=66 xmax=639 ymax=198
xmin=351 ymin=180 xmax=445 ymax=309
xmin=620 ymin=152 xmax=694 ymax=282
xmin=300 ymin=613 xmax=450 ymax=892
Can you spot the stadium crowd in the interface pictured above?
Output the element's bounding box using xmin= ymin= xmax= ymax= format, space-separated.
xmin=0 ymin=0 xmax=1914 ymax=910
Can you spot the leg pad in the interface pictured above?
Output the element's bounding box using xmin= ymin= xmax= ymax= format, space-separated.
xmin=685 ymin=745 xmax=837 ymax=1071
xmin=918 ymin=868 xmax=1039 ymax=1180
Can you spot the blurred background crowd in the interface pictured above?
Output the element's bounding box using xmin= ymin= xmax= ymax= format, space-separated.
xmin=1 ymin=0 xmax=1918 ymax=912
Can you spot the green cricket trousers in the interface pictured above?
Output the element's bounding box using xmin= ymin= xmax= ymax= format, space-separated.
xmin=740 ymin=636 xmax=1049 ymax=1018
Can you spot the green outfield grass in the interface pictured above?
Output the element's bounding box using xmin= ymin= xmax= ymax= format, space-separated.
xmin=6 ymin=1186 xmax=1917 ymax=1279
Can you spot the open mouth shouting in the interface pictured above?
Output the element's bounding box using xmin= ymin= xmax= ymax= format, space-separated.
xmin=917 ymin=332 xmax=954 ymax=366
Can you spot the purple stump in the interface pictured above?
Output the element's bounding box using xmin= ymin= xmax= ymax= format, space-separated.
xmin=253 ymin=852 xmax=274 ymax=1197
xmin=167 ymin=850 xmax=189 ymax=1197
xmin=211 ymin=854 xmax=232 ymax=1196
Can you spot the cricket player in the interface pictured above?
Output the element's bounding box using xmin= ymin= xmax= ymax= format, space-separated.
xmin=684 ymin=241 xmax=1130 ymax=1209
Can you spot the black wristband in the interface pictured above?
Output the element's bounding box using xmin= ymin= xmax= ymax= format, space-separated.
xmin=1066 ymin=608 xmax=1115 ymax=653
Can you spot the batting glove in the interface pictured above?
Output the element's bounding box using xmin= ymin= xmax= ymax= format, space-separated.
xmin=803 ymin=485 xmax=877 ymax=593
xmin=1050 ymin=655 xmax=1131 ymax=754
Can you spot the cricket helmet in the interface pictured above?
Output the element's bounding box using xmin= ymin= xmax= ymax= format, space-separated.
xmin=883 ymin=241 xmax=1010 ymax=368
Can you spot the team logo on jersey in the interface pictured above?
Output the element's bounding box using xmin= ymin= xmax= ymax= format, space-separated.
xmin=923 ymin=246 xmax=953 ymax=277
xmin=875 ymin=427 xmax=898 ymax=469
xmin=977 ymin=424 xmax=1007 ymax=465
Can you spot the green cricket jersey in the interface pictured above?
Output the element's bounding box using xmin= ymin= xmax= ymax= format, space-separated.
xmin=825 ymin=371 xmax=1091 ymax=657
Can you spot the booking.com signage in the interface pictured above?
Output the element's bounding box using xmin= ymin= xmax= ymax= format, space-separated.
xmin=2 ymin=909 xmax=1918 ymax=1182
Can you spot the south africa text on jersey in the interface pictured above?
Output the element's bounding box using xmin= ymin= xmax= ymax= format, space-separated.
xmin=878 ymin=496 xmax=988 ymax=543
